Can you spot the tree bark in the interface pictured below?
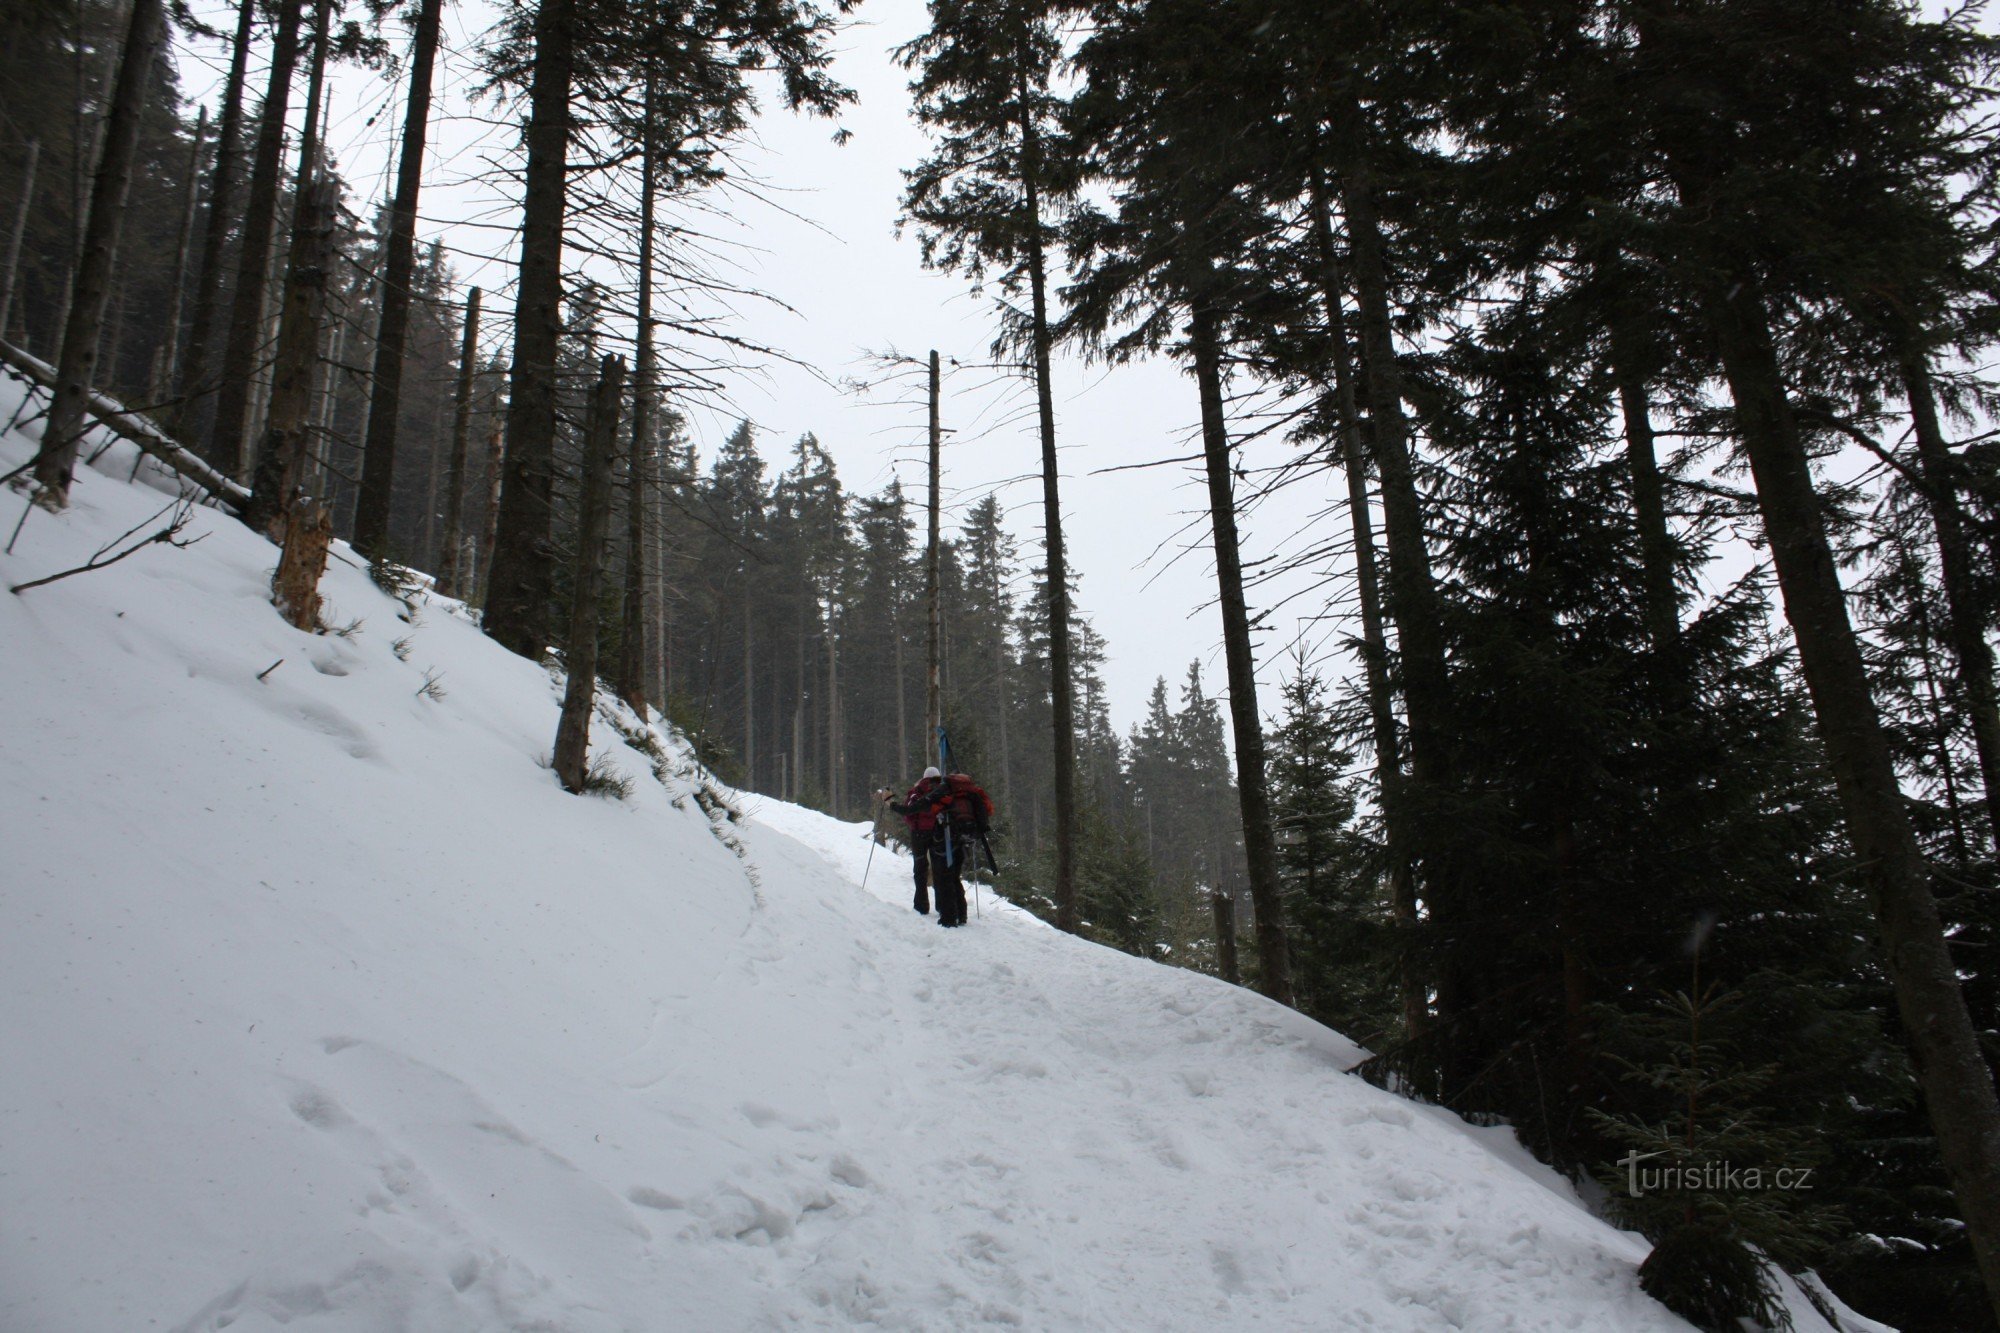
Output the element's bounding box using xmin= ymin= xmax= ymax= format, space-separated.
xmin=1212 ymin=888 xmax=1240 ymax=986
xmin=243 ymin=173 xmax=336 ymax=536
xmin=150 ymin=108 xmax=207 ymax=406
xmin=618 ymin=82 xmax=658 ymax=714
xmin=1903 ymin=353 xmax=2000 ymax=847
xmin=927 ymin=348 xmax=944 ymax=761
xmin=242 ymin=0 xmax=332 ymax=533
xmin=1020 ymin=98 xmax=1079 ymax=934
xmin=32 ymin=0 xmax=166 ymax=505
xmin=0 ymin=139 xmax=39 ymax=341
xmin=553 ymin=355 xmax=626 ymax=792
xmin=1310 ymin=171 xmax=1425 ymax=1036
xmin=351 ymin=0 xmax=444 ymax=557
xmin=1702 ymin=271 xmax=2000 ymax=1318
xmin=1609 ymin=318 xmax=1681 ymax=652
xmin=438 ymin=286 xmax=481 ymax=596
xmin=169 ymin=0 xmax=254 ymax=444
xmin=208 ymin=0 xmax=304 ymax=479
xmin=1187 ymin=296 xmax=1293 ymax=1008
xmin=485 ymin=0 xmax=575 ymax=655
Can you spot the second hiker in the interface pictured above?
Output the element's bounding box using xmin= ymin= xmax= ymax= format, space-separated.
xmin=878 ymin=765 xmax=993 ymax=928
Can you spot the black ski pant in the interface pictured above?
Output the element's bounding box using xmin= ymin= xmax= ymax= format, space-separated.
xmin=925 ymin=826 xmax=968 ymax=926
xmin=910 ymin=830 xmax=932 ymax=914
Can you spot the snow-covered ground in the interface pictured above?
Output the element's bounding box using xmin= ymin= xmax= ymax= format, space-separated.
xmin=0 ymin=377 xmax=1883 ymax=1330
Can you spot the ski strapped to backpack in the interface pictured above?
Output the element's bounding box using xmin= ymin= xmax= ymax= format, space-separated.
xmin=933 ymin=725 xmax=997 ymax=870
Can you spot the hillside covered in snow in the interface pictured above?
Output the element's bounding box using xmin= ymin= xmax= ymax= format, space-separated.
xmin=0 ymin=382 xmax=1882 ymax=1330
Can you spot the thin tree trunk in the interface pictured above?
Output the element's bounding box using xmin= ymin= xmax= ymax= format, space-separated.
xmin=1212 ymin=889 xmax=1240 ymax=986
xmin=242 ymin=0 xmax=332 ymax=532
xmin=1903 ymin=353 xmax=2000 ymax=846
xmin=150 ymin=109 xmax=207 ymax=405
xmin=351 ymin=0 xmax=443 ymax=557
xmin=618 ymin=78 xmax=658 ymax=714
xmin=552 ymin=354 xmax=626 ymax=792
xmin=1187 ymin=297 xmax=1293 ymax=1008
xmin=208 ymin=0 xmax=304 ymax=478
xmin=1020 ymin=95 xmax=1078 ymax=935
xmin=478 ymin=407 xmax=505 ymax=606
xmin=927 ymin=348 xmax=944 ymax=760
xmin=0 ymin=139 xmax=40 ymax=340
xmin=1310 ymin=172 xmax=1424 ymax=1035
xmin=486 ymin=0 xmax=574 ymax=654
xmin=1702 ymin=271 xmax=2000 ymax=1318
xmin=437 ymin=286 xmax=481 ymax=596
xmin=242 ymin=173 xmax=335 ymax=536
xmin=169 ymin=0 xmax=254 ymax=443
xmin=744 ymin=607 xmax=756 ymax=787
xmin=1609 ymin=319 xmax=1681 ymax=651
xmin=31 ymin=0 xmax=166 ymax=504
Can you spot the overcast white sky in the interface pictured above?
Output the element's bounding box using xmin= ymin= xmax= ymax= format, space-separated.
xmin=165 ymin=0 xmax=1370 ymax=737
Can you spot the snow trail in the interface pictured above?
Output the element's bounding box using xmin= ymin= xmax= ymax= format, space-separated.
xmin=0 ymin=374 xmax=1883 ymax=1330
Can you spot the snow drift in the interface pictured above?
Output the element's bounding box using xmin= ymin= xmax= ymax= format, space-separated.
xmin=0 ymin=376 xmax=1879 ymax=1330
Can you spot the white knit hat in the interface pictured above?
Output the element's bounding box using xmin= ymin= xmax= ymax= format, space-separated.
xmin=922 ymin=766 xmax=942 ymax=779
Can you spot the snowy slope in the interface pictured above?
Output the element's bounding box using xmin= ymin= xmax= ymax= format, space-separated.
xmin=0 ymin=380 xmax=1881 ymax=1331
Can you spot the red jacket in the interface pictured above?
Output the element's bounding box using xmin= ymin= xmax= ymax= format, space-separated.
xmin=890 ymin=778 xmax=947 ymax=832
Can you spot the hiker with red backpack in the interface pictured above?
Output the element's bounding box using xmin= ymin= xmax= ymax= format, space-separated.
xmin=878 ymin=764 xmax=994 ymax=928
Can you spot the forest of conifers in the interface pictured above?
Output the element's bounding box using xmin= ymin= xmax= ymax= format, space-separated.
xmin=6 ymin=0 xmax=2000 ymax=1327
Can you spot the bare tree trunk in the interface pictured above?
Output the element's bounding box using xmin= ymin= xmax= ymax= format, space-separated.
xmin=478 ymin=408 xmax=505 ymax=605
xmin=243 ymin=0 xmax=332 ymax=532
xmin=243 ymin=174 xmax=336 ymax=535
xmin=351 ymin=0 xmax=443 ymax=557
xmin=1310 ymin=173 xmax=1424 ymax=1035
xmin=1610 ymin=320 xmax=1681 ymax=652
xmin=1019 ymin=96 xmax=1078 ymax=935
xmin=486 ymin=0 xmax=574 ymax=654
xmin=0 ymin=139 xmax=39 ymax=340
xmin=437 ymin=285 xmax=481 ymax=596
xmin=553 ymin=354 xmax=626 ymax=792
xmin=1703 ymin=271 xmax=2000 ymax=1318
xmin=618 ymin=79 xmax=658 ymax=714
xmin=208 ymin=0 xmax=304 ymax=478
xmin=1904 ymin=353 xmax=2000 ymax=847
xmin=927 ymin=348 xmax=943 ymax=761
xmin=168 ymin=0 xmax=254 ymax=443
xmin=1187 ymin=297 xmax=1293 ymax=1008
xmin=31 ymin=0 xmax=166 ymax=505
xmin=150 ymin=108 xmax=207 ymax=405
xmin=743 ymin=607 xmax=756 ymax=787
xmin=1212 ymin=889 xmax=1239 ymax=986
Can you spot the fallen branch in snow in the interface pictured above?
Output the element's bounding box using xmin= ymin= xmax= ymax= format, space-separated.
xmin=0 ymin=337 xmax=248 ymax=513
xmin=10 ymin=495 xmax=204 ymax=594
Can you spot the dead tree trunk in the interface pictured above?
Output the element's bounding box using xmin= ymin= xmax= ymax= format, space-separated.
xmin=31 ymin=0 xmax=166 ymax=506
xmin=1212 ymin=889 xmax=1240 ymax=986
xmin=207 ymin=0 xmax=304 ymax=479
xmin=150 ymin=108 xmax=207 ymax=406
xmin=1188 ymin=296 xmax=1293 ymax=1008
xmin=1704 ymin=271 xmax=2000 ymax=1319
xmin=242 ymin=1 xmax=332 ymax=534
xmin=1904 ymin=352 xmax=2000 ymax=847
xmin=243 ymin=174 xmax=336 ymax=535
xmin=1020 ymin=101 xmax=1078 ymax=934
xmin=927 ymin=348 xmax=943 ymax=760
xmin=618 ymin=80 xmax=659 ymax=715
xmin=437 ymin=285 xmax=480 ymax=596
xmin=0 ymin=139 xmax=39 ymax=340
xmin=1310 ymin=172 xmax=1424 ymax=1036
xmin=351 ymin=0 xmax=444 ymax=557
xmin=170 ymin=0 xmax=254 ymax=443
xmin=553 ymin=354 xmax=626 ymax=792
xmin=485 ymin=0 xmax=576 ymax=655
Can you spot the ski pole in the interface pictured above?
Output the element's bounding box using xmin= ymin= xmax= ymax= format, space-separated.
xmin=862 ymin=829 xmax=877 ymax=890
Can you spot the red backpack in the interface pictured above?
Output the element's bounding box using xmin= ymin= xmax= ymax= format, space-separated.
xmin=941 ymin=772 xmax=994 ymax=831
